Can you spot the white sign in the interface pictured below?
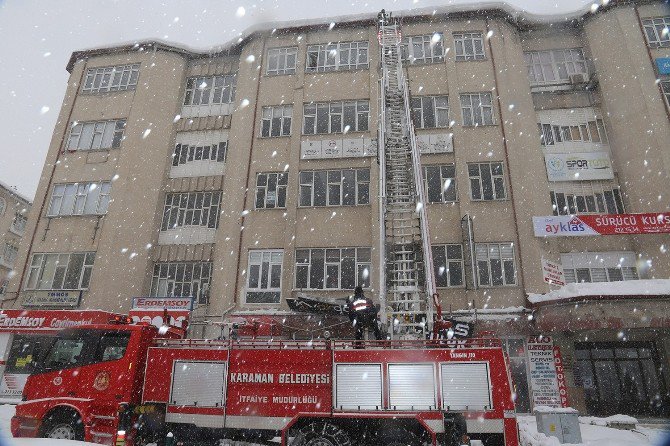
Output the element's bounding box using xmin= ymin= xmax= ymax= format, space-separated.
xmin=544 ymin=151 xmax=614 ymax=181
xmin=132 ymin=296 xmax=194 ymax=311
xmin=527 ymin=336 xmax=561 ymax=408
xmin=541 ymin=258 xmax=565 ymax=286
xmin=416 ymin=133 xmax=454 ymax=154
xmin=533 ymin=216 xmax=600 ymax=237
xmin=301 ymin=138 xmax=375 ymax=160
xmin=22 ymin=291 xmax=82 ymax=308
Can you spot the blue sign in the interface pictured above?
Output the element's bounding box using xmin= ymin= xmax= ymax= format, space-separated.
xmin=657 ymin=57 xmax=670 ymax=75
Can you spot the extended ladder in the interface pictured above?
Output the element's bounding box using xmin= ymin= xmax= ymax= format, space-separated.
xmin=377 ymin=10 xmax=437 ymax=339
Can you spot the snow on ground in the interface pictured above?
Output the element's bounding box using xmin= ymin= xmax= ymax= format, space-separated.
xmin=0 ymin=405 xmax=97 ymax=446
xmin=527 ymin=279 xmax=670 ymax=304
xmin=518 ymin=414 xmax=670 ymax=446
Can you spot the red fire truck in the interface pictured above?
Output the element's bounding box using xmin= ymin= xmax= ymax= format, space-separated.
xmin=11 ymin=317 xmax=519 ymax=446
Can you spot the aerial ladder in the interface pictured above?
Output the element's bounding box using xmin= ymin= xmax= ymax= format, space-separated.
xmin=377 ymin=10 xmax=444 ymax=339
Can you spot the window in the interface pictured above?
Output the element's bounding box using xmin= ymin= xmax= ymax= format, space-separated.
xmin=4 ymin=335 xmax=46 ymax=374
xmin=524 ymin=49 xmax=587 ymax=85
xmin=255 ymin=173 xmax=288 ymax=209
xmin=0 ymin=280 xmax=7 ymax=295
xmin=2 ymin=243 xmax=19 ymax=265
xmin=173 ymin=141 xmax=227 ymax=167
xmin=47 ymin=182 xmax=112 ymax=217
xmin=26 ymin=252 xmax=95 ymax=291
xmin=11 ymin=213 xmax=28 ymax=234
xmin=642 ymin=17 xmax=670 ymax=47
xmin=401 ymin=34 xmax=444 ymax=64
xmin=150 ymin=261 xmax=212 ymax=305
xmin=424 ymin=165 xmax=457 ymax=203
xmin=303 ymin=100 xmax=369 ymax=134
xmin=295 ymin=247 xmax=371 ymax=290
xmin=246 ymin=250 xmax=283 ymax=304
xmin=161 ymin=192 xmax=222 ymax=230
xmin=183 ymin=74 xmax=237 ymax=106
xmin=42 ymin=337 xmax=87 ymax=370
xmin=82 ymin=64 xmax=140 ymax=94
xmin=539 ymin=120 xmax=608 ymax=146
xmin=267 ymin=47 xmax=298 ymax=75
xmin=94 ymin=332 xmax=131 ymax=362
xmin=550 ymin=182 xmax=624 ymax=216
xmin=468 ymin=162 xmax=506 ymax=201
xmin=662 ymin=81 xmax=670 ymax=107
xmin=475 ymin=243 xmax=516 ymax=286
xmin=460 ymin=93 xmax=494 ymax=126
xmin=66 ymin=119 xmax=126 ymax=151
xmin=299 ymin=169 xmax=369 ymax=207
xmin=306 ymin=41 xmax=369 ymax=72
xmin=432 ymin=244 xmax=464 ymax=287
xmin=261 ymin=105 xmax=293 ymax=137
xmin=454 ymin=32 xmax=485 ymax=61
xmin=0 ymin=198 xmax=5 ymax=216
xmin=411 ymin=96 xmax=449 ymax=129
xmin=561 ymin=252 xmax=639 ymax=284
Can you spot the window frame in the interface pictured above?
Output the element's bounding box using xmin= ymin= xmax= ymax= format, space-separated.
xmin=254 ymin=172 xmax=288 ymax=209
xmin=468 ymin=162 xmax=506 ymax=201
xmin=432 ymin=244 xmax=465 ymax=288
xmin=245 ymin=250 xmax=283 ymax=305
xmin=183 ymin=74 xmax=237 ymax=107
xmin=550 ymin=181 xmax=624 ymax=216
xmin=160 ymin=191 xmax=222 ymax=230
xmin=661 ymin=81 xmax=670 ymax=109
xmin=11 ymin=213 xmax=28 ymax=234
xmin=401 ymin=34 xmax=445 ymax=65
xmin=267 ymin=47 xmax=298 ymax=75
xmin=642 ymin=16 xmax=670 ymax=48
xmin=82 ymin=64 xmax=140 ymax=94
xmin=561 ymin=252 xmax=639 ymax=284
xmin=2 ymin=243 xmax=18 ymax=265
xmin=411 ymin=95 xmax=449 ymax=129
xmin=299 ymin=168 xmax=370 ymax=207
xmin=25 ymin=252 xmax=95 ymax=291
xmin=261 ymin=105 xmax=293 ymax=137
xmin=305 ymin=41 xmax=369 ymax=73
xmin=294 ymin=247 xmax=371 ymax=290
xmin=475 ymin=243 xmax=517 ymax=287
xmin=47 ymin=181 xmax=112 ymax=217
xmin=460 ymin=93 xmax=495 ymax=126
xmin=302 ymin=100 xmax=369 ymax=135
xmin=66 ymin=119 xmax=126 ymax=151
xmin=453 ymin=32 xmax=486 ymax=61
xmin=150 ymin=261 xmax=213 ymax=305
xmin=172 ymin=140 xmax=227 ymax=167
xmin=523 ymin=48 xmax=588 ymax=85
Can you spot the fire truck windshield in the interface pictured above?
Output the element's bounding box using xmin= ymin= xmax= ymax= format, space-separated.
xmin=35 ymin=329 xmax=131 ymax=373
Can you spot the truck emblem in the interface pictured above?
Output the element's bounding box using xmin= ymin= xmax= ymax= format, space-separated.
xmin=52 ymin=376 xmax=62 ymax=386
xmin=93 ymin=371 xmax=111 ymax=391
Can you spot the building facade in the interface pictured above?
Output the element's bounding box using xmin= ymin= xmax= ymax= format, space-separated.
xmin=2 ymin=0 xmax=670 ymax=417
xmin=0 ymin=182 xmax=31 ymax=297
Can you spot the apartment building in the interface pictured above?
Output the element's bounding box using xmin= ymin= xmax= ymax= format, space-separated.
xmin=0 ymin=182 xmax=31 ymax=297
xmin=1 ymin=0 xmax=669 ymax=416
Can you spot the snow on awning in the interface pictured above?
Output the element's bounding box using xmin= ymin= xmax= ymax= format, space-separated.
xmin=528 ymin=279 xmax=670 ymax=305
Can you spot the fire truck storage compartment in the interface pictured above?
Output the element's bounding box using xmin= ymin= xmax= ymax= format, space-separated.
xmin=388 ymin=363 xmax=436 ymax=410
xmin=170 ymin=361 xmax=227 ymax=407
xmin=440 ymin=362 xmax=492 ymax=411
xmin=335 ymin=364 xmax=382 ymax=410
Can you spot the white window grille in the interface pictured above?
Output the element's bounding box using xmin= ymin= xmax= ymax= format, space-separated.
xmin=67 ymin=119 xmax=126 ymax=151
xmin=468 ymin=162 xmax=506 ymax=201
xmin=150 ymin=262 xmax=212 ymax=305
xmin=303 ymin=100 xmax=369 ymax=134
xmin=424 ymin=165 xmax=457 ymax=203
xmin=261 ymin=105 xmax=293 ymax=137
xmin=183 ymin=74 xmax=237 ymax=106
xmin=255 ymin=172 xmax=288 ymax=209
xmin=453 ymin=32 xmax=485 ymax=61
xmin=246 ymin=250 xmax=283 ymax=304
xmin=642 ymin=16 xmax=670 ymax=47
xmin=475 ymin=243 xmax=516 ymax=287
xmin=401 ymin=34 xmax=444 ymax=64
xmin=306 ymin=41 xmax=369 ymax=72
xmin=267 ymin=47 xmax=298 ymax=75
xmin=432 ymin=244 xmax=464 ymax=287
xmin=411 ymin=96 xmax=449 ymax=129
xmin=2 ymin=243 xmax=18 ymax=265
xmin=524 ymin=49 xmax=587 ymax=85
xmin=460 ymin=93 xmax=494 ymax=126
xmin=26 ymin=252 xmax=95 ymax=290
xmin=11 ymin=213 xmax=27 ymax=234
xmin=47 ymin=182 xmax=112 ymax=217
xmin=82 ymin=64 xmax=140 ymax=94
xmin=550 ymin=181 xmax=624 ymax=216
xmin=295 ymin=247 xmax=371 ymax=290
xmin=161 ymin=192 xmax=222 ymax=230
xmin=561 ymin=252 xmax=639 ymax=284
xmin=299 ymin=169 xmax=370 ymax=207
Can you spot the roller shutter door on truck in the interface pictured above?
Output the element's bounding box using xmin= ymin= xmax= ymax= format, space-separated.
xmin=335 ymin=364 xmax=382 ymax=410
xmin=170 ymin=361 xmax=226 ymax=407
xmin=440 ymin=362 xmax=492 ymax=411
xmin=388 ymin=363 xmax=436 ymax=410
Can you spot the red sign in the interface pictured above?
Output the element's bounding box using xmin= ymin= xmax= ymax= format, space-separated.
xmin=581 ymin=213 xmax=670 ymax=235
xmin=0 ymin=310 xmax=119 ymax=333
xmin=553 ymin=346 xmax=569 ymax=408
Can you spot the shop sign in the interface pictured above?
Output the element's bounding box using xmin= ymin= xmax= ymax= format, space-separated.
xmin=656 ymin=57 xmax=670 ymax=75
xmin=22 ymin=290 xmax=82 ymax=308
xmin=544 ymin=151 xmax=614 ymax=181
xmin=132 ymin=297 xmax=194 ymax=311
xmin=533 ymin=213 xmax=670 ymax=237
xmin=541 ymin=258 xmax=565 ymax=286
xmin=0 ymin=310 xmax=116 ymax=332
xmin=553 ymin=346 xmax=569 ymax=407
xmin=527 ymin=336 xmax=562 ymax=408
xmin=129 ymin=310 xmax=189 ymax=328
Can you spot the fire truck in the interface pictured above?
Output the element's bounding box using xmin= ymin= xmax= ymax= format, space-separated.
xmin=11 ymin=318 xmax=519 ymax=446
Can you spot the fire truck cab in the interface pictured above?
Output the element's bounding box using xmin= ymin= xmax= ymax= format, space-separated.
xmin=12 ymin=320 xmax=519 ymax=446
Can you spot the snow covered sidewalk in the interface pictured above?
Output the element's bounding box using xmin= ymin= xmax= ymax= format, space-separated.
xmin=518 ymin=414 xmax=669 ymax=446
xmin=0 ymin=404 xmax=97 ymax=446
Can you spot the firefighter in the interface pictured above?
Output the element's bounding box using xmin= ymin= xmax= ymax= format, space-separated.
xmin=347 ymin=286 xmax=382 ymax=342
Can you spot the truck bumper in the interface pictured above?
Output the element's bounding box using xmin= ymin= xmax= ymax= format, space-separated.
xmin=11 ymin=415 xmax=40 ymax=438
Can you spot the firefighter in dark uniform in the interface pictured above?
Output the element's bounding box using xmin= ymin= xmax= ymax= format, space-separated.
xmin=347 ymin=286 xmax=382 ymax=341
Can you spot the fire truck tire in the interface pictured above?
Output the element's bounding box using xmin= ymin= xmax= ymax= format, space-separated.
xmin=40 ymin=410 xmax=84 ymax=441
xmin=378 ymin=427 xmax=421 ymax=446
xmin=292 ymin=422 xmax=351 ymax=446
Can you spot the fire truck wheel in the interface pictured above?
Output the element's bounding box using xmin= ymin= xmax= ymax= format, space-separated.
xmin=378 ymin=427 xmax=421 ymax=446
xmin=41 ymin=410 xmax=84 ymax=441
xmin=293 ymin=422 xmax=351 ymax=446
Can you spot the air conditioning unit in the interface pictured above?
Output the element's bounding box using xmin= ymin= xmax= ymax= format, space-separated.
xmin=569 ymin=73 xmax=587 ymax=84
